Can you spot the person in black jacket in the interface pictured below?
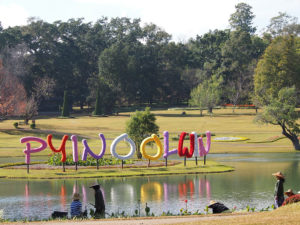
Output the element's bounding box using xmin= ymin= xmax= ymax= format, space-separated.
xmin=208 ymin=200 xmax=229 ymax=214
xmin=272 ymin=171 xmax=285 ymax=208
xmin=89 ymin=183 xmax=105 ymax=218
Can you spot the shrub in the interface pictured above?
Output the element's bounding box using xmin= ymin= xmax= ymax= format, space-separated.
xmin=126 ymin=107 xmax=159 ymax=159
xmin=47 ymin=154 xmax=133 ymax=166
xmin=13 ymin=122 xmax=18 ymax=128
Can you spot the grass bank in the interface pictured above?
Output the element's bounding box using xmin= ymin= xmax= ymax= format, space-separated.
xmin=0 ymin=160 xmax=233 ymax=179
xmin=176 ymin=202 xmax=300 ymax=225
xmin=2 ymin=203 xmax=300 ymax=225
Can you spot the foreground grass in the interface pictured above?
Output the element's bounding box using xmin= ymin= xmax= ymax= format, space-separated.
xmin=0 ymin=160 xmax=233 ymax=179
xmin=175 ymin=202 xmax=300 ymax=225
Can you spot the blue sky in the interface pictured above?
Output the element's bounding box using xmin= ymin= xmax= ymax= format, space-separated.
xmin=0 ymin=0 xmax=299 ymax=41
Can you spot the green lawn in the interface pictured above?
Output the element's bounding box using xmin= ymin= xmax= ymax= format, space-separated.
xmin=0 ymin=108 xmax=295 ymax=159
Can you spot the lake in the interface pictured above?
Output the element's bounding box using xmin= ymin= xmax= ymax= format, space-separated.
xmin=0 ymin=152 xmax=300 ymax=220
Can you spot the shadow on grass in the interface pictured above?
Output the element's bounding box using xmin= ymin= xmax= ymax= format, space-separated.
xmin=0 ymin=129 xmax=88 ymax=141
xmin=153 ymin=113 xmax=257 ymax=118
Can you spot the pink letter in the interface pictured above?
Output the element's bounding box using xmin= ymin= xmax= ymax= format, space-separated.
xmin=71 ymin=135 xmax=79 ymax=162
xmin=21 ymin=137 xmax=47 ymax=164
xmin=198 ymin=131 xmax=211 ymax=157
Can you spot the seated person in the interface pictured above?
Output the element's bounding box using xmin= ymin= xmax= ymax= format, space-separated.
xmin=285 ymin=189 xmax=295 ymax=198
xmin=70 ymin=193 xmax=82 ymax=217
xmin=208 ymin=200 xmax=229 ymax=214
xmin=282 ymin=189 xmax=300 ymax=206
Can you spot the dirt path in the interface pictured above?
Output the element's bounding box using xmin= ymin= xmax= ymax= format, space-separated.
xmin=7 ymin=214 xmax=251 ymax=225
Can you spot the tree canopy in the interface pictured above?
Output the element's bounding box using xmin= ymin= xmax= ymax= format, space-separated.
xmin=254 ymin=35 xmax=300 ymax=104
xmin=255 ymin=87 xmax=300 ymax=150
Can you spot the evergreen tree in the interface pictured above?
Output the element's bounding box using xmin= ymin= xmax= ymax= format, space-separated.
xmin=93 ymin=88 xmax=102 ymax=115
xmin=61 ymin=90 xmax=70 ymax=117
xmin=254 ymin=35 xmax=300 ymax=104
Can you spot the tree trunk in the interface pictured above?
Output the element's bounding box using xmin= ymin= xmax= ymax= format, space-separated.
xmin=291 ymin=139 xmax=300 ymax=150
xmin=289 ymin=136 xmax=300 ymax=150
xmin=208 ymin=107 xmax=213 ymax=114
xmin=281 ymin=125 xmax=300 ymax=150
xmin=136 ymin=145 xmax=142 ymax=159
xmin=200 ymin=109 xmax=203 ymax=117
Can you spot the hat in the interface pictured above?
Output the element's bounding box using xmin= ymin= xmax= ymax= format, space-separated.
xmin=89 ymin=183 xmax=100 ymax=189
xmin=208 ymin=200 xmax=217 ymax=207
xmin=284 ymin=189 xmax=294 ymax=196
xmin=272 ymin=171 xmax=285 ymax=179
xmin=73 ymin=193 xmax=80 ymax=200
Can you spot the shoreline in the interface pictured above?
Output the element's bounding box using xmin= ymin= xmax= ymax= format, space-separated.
xmin=0 ymin=160 xmax=234 ymax=179
xmin=3 ymin=203 xmax=300 ymax=225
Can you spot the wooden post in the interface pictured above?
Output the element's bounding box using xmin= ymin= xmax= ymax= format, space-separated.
xmin=27 ymin=163 xmax=29 ymax=174
xmin=122 ymin=160 xmax=124 ymax=169
xmin=204 ymin=155 xmax=206 ymax=165
xmin=63 ymin=162 xmax=65 ymax=172
xmin=97 ymin=159 xmax=99 ymax=170
xmin=165 ymin=158 xmax=168 ymax=167
xmin=148 ymin=159 xmax=150 ymax=167
xmin=195 ymin=156 xmax=198 ymax=165
xmin=75 ymin=162 xmax=78 ymax=171
xmin=184 ymin=156 xmax=186 ymax=166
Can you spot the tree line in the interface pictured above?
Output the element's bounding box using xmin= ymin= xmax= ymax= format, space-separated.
xmin=0 ymin=3 xmax=299 ymax=119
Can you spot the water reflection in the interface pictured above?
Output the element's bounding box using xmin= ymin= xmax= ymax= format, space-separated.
xmin=0 ymin=152 xmax=300 ymax=220
xmin=141 ymin=182 xmax=163 ymax=202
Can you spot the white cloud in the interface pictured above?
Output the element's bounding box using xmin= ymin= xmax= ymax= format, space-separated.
xmin=0 ymin=3 xmax=29 ymax=28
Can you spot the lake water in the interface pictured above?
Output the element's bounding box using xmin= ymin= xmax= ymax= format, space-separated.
xmin=0 ymin=152 xmax=300 ymax=220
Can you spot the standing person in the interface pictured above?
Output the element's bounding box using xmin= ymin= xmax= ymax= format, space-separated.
xmin=272 ymin=171 xmax=285 ymax=208
xmin=70 ymin=193 xmax=82 ymax=217
xmin=89 ymin=183 xmax=105 ymax=218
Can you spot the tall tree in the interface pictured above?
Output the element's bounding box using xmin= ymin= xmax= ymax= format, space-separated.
xmin=229 ymin=2 xmax=256 ymax=34
xmin=266 ymin=12 xmax=300 ymax=37
xmin=0 ymin=61 xmax=26 ymax=119
xmin=189 ymin=75 xmax=223 ymax=115
xmin=188 ymin=29 xmax=230 ymax=79
xmin=254 ymin=35 xmax=300 ymax=104
xmin=221 ymin=30 xmax=257 ymax=104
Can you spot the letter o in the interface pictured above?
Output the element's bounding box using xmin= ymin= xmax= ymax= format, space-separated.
xmin=140 ymin=134 xmax=163 ymax=161
xmin=110 ymin=133 xmax=136 ymax=160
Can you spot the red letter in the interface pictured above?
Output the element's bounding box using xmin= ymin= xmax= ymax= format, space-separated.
xmin=178 ymin=132 xmax=195 ymax=158
xmin=47 ymin=134 xmax=69 ymax=162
